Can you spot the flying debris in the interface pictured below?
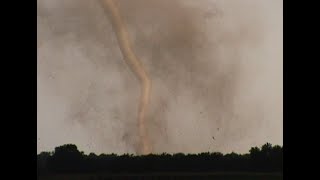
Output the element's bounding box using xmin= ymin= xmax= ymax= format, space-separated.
xmin=212 ymin=136 xmax=215 ymax=140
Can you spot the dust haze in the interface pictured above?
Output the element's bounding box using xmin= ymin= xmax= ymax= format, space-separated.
xmin=37 ymin=0 xmax=283 ymax=154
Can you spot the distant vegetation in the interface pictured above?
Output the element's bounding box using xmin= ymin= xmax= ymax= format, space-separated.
xmin=37 ymin=143 xmax=282 ymax=175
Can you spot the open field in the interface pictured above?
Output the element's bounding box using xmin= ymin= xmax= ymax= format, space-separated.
xmin=39 ymin=172 xmax=283 ymax=180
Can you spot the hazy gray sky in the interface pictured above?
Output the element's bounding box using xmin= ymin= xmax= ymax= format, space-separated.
xmin=37 ymin=0 xmax=283 ymax=154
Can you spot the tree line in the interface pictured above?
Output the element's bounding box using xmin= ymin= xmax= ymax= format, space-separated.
xmin=37 ymin=143 xmax=282 ymax=174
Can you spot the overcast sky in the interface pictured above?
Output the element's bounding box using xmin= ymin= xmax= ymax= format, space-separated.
xmin=37 ymin=0 xmax=283 ymax=155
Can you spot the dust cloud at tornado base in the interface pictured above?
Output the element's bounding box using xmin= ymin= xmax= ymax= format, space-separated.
xmin=37 ymin=0 xmax=283 ymax=154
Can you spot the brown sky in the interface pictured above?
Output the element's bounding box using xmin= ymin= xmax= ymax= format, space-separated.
xmin=37 ymin=0 xmax=283 ymax=154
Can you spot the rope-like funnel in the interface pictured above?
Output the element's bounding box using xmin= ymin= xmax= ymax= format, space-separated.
xmin=100 ymin=0 xmax=152 ymax=154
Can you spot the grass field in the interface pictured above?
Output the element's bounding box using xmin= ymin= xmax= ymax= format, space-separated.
xmin=38 ymin=172 xmax=283 ymax=180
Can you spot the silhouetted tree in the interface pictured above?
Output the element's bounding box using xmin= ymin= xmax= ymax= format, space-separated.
xmin=37 ymin=152 xmax=51 ymax=175
xmin=47 ymin=144 xmax=84 ymax=173
xmin=38 ymin=143 xmax=283 ymax=174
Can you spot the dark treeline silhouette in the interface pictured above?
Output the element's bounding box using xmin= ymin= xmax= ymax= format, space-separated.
xmin=37 ymin=143 xmax=282 ymax=175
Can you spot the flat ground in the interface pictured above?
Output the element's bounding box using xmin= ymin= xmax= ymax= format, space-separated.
xmin=38 ymin=172 xmax=283 ymax=180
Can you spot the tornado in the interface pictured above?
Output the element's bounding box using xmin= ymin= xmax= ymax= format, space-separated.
xmin=100 ymin=0 xmax=152 ymax=154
